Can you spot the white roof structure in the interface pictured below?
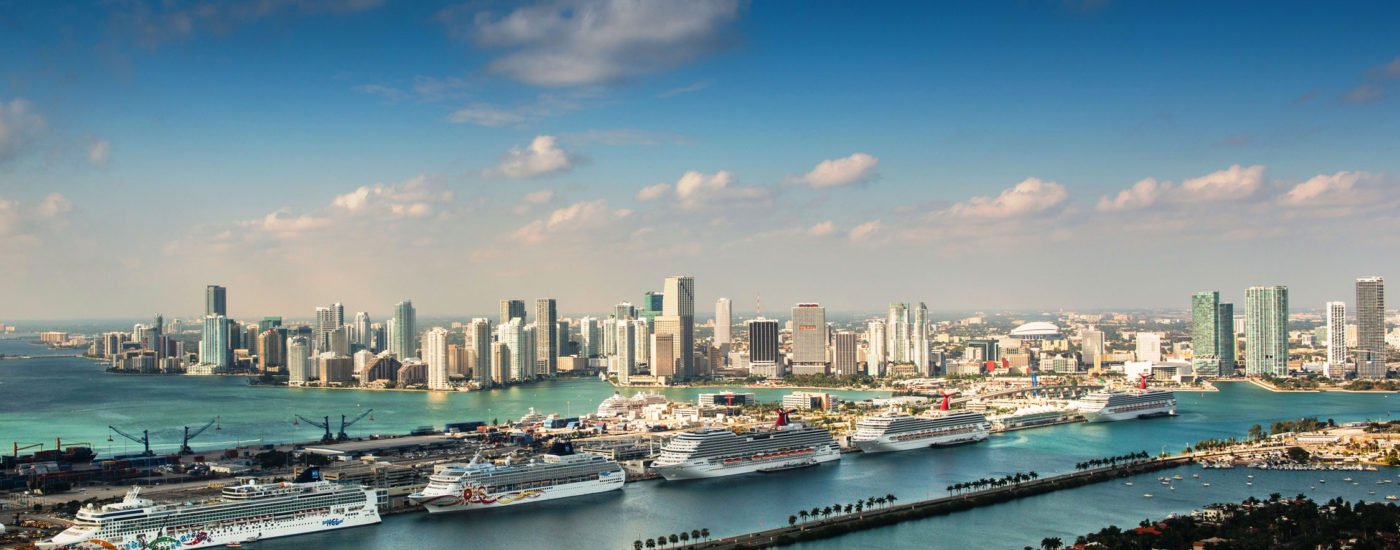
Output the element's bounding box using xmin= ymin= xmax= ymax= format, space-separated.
xmin=1009 ymin=321 xmax=1063 ymax=340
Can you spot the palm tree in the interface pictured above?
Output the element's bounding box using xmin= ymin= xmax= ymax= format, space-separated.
xmin=668 ymin=534 xmax=679 ymax=546
xmin=691 ymin=530 xmax=700 ymax=543
xmin=866 ymin=497 xmax=876 ymax=508
xmin=700 ymin=528 xmax=709 ymax=542
xmin=855 ymin=502 xmax=863 ymax=513
xmin=657 ymin=534 xmax=668 ymax=548
xmin=844 ymin=504 xmax=853 ymax=515
xmin=810 ymin=506 xmax=821 ymax=519
xmin=646 ymin=539 xmax=655 ymax=549
xmin=1040 ymin=536 xmax=1062 ymax=550
xmin=822 ymin=506 xmax=832 ymax=519
xmin=680 ymin=532 xmax=689 ymax=545
xmin=789 ymin=515 xmax=797 ymax=527
xmin=799 ymin=510 xmax=809 ymax=523
xmin=1029 ymin=471 xmax=1039 ymax=481
xmin=635 ymin=540 xmax=643 ymax=550
xmin=886 ymin=494 xmax=897 ymax=506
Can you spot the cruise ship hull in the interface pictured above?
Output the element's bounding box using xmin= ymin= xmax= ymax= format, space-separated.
xmin=854 ymin=430 xmax=988 ymax=453
xmin=652 ymin=446 xmax=841 ymax=480
xmin=411 ymin=472 xmax=625 ymax=513
xmin=47 ymin=500 xmax=380 ymax=549
xmin=1085 ymin=406 xmax=1176 ymax=423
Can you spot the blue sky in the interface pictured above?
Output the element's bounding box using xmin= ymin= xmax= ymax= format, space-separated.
xmin=2 ymin=0 xmax=1398 ymax=320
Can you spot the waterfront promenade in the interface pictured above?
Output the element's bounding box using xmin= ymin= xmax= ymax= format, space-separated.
xmin=692 ymin=458 xmax=1188 ymax=549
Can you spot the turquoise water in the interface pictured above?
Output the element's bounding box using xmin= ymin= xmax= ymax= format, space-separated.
xmin=3 ymin=338 xmax=1397 ymax=549
xmin=0 ymin=339 xmax=882 ymax=454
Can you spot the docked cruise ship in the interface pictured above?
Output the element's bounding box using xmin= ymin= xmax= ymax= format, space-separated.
xmin=1077 ymin=389 xmax=1177 ymax=422
xmin=408 ymin=444 xmax=624 ymax=513
xmin=852 ymin=411 xmax=990 ymax=453
xmin=989 ymin=404 xmax=1072 ymax=431
xmin=651 ymin=411 xmax=840 ymax=480
xmin=44 ymin=468 xmax=378 ymax=549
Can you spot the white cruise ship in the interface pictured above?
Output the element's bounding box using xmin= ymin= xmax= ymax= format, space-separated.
xmin=1077 ymin=389 xmax=1176 ymax=422
xmin=852 ymin=411 xmax=990 ymax=453
xmin=651 ymin=411 xmax=840 ymax=480
xmin=408 ymin=444 xmax=624 ymax=513
xmin=44 ymin=468 xmax=378 ymax=549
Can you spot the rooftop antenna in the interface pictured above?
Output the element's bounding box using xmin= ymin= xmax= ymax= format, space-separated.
xmin=756 ymin=295 xmax=762 ymax=319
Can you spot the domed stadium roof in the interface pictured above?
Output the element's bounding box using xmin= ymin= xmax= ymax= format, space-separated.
xmin=1009 ymin=321 xmax=1063 ymax=339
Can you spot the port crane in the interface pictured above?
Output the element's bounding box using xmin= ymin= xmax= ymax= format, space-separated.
xmin=108 ymin=426 xmax=152 ymax=457
xmin=296 ymin=409 xmax=374 ymax=444
xmin=178 ymin=419 xmax=218 ymax=455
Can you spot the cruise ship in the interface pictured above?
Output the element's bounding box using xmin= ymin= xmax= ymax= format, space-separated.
xmin=651 ymin=410 xmax=840 ymax=480
xmin=408 ymin=443 xmax=624 ymax=513
xmin=43 ymin=468 xmax=379 ymax=549
xmin=852 ymin=411 xmax=990 ymax=453
xmin=1077 ymin=389 xmax=1177 ymax=422
xmin=990 ymin=404 xmax=1072 ymax=431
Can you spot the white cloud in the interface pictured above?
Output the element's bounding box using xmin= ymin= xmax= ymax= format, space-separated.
xmin=329 ymin=174 xmax=453 ymax=219
xmin=1175 ymin=164 xmax=1265 ymax=202
xmin=672 ymin=170 xmax=767 ymax=209
xmin=88 ymin=139 xmax=111 ymax=165
xmin=636 ymin=183 xmax=670 ymax=201
xmin=1096 ymin=178 xmax=1170 ymax=211
xmin=438 ymin=0 xmax=742 ymax=86
xmin=848 ymin=220 xmax=881 ymax=241
xmin=446 ymin=94 xmax=584 ymax=127
xmin=0 ymin=97 xmax=46 ymax=163
xmin=447 ymin=104 xmax=528 ymax=127
xmin=512 ymin=199 xmax=631 ymax=244
xmin=1279 ymin=171 xmax=1365 ymax=206
xmin=36 ymin=193 xmax=72 ymax=219
xmin=947 ymin=178 xmax=1068 ymax=218
xmin=110 ymin=0 xmax=385 ymax=48
xmin=0 ymin=198 xmax=19 ymax=237
xmin=807 ymin=220 xmax=835 ymax=237
xmin=248 ymin=210 xmax=333 ymax=238
xmin=483 ymin=135 xmax=576 ymax=179
xmin=795 ymin=153 xmax=880 ymax=188
xmin=659 ymin=81 xmax=712 ymax=98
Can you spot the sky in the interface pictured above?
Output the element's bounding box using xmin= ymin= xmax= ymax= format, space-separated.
xmin=1 ymin=0 xmax=1399 ymax=321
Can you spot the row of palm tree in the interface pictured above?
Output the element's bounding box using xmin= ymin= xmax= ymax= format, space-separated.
xmin=946 ymin=471 xmax=1039 ymax=495
xmin=1073 ymin=450 xmax=1149 ymax=471
xmin=786 ymin=493 xmax=900 ymax=527
xmin=632 ymin=528 xmax=709 ymax=550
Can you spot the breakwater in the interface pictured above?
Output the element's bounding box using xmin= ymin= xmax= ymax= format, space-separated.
xmin=694 ymin=458 xmax=1188 ymax=549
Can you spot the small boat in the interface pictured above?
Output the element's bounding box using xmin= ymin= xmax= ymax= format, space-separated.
xmin=1387 ymin=495 xmax=1398 ymax=501
xmin=1370 ymin=491 xmax=1377 ymax=495
xmin=1247 ymin=482 xmax=1254 ymax=486
xmin=1202 ymin=483 xmax=1211 ymax=487
xmin=1345 ymin=477 xmax=1353 ymax=482
xmin=1143 ymin=493 xmax=1153 ymax=498
xmin=1192 ymin=474 xmax=1199 ymax=478
xmin=1124 ymin=482 xmax=1133 ymax=486
xmin=1169 ymin=485 xmax=1175 ymax=491
xmin=1319 ymin=480 xmax=1326 ymax=484
xmin=1172 ymin=475 xmax=1183 ymax=480
xmin=1247 ymin=474 xmax=1254 ymax=479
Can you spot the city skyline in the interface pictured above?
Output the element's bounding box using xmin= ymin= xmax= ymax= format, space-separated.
xmin=3 ymin=2 xmax=1400 ymax=319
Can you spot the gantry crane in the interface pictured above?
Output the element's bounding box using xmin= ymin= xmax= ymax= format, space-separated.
xmin=179 ymin=419 xmax=218 ymax=455
xmin=296 ymin=409 xmax=374 ymax=444
xmin=108 ymin=426 xmax=152 ymax=457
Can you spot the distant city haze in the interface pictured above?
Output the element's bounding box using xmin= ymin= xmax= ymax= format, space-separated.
xmin=1 ymin=2 xmax=1397 ymax=319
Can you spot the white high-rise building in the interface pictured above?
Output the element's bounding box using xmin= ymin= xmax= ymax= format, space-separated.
xmin=466 ymin=318 xmax=493 ymax=389
xmin=866 ymin=320 xmax=886 ymax=377
xmin=199 ymin=314 xmax=230 ymax=369
xmin=791 ymin=303 xmax=828 ymax=374
xmin=1326 ymin=301 xmax=1347 ymax=378
xmin=633 ymin=318 xmax=650 ymax=365
xmin=1135 ymin=332 xmax=1162 ymax=363
xmin=602 ymin=317 xmax=618 ymax=357
xmin=287 ymin=336 xmax=311 ymax=386
xmin=389 ymin=300 xmax=416 ymax=360
xmin=888 ymin=303 xmax=910 ymax=363
xmin=1245 ymin=285 xmax=1289 ymax=377
xmin=579 ymin=317 xmax=601 ymax=358
xmin=497 ymin=319 xmax=536 ymax=382
xmin=613 ymin=320 xmax=637 ymax=384
xmin=425 ymin=327 xmax=451 ymax=391
xmin=714 ymin=298 xmax=732 ymax=346
xmin=912 ymin=302 xmax=929 ymax=370
xmin=353 ymin=312 xmax=371 ymax=347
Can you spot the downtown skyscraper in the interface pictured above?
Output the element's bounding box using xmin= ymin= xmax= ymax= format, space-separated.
xmin=205 ymin=285 xmax=226 ymax=316
xmin=911 ymin=302 xmax=929 ymax=370
xmin=1326 ymin=301 xmax=1347 ymax=378
xmin=1190 ymin=291 xmax=1234 ymax=377
xmin=465 ymin=318 xmax=493 ymax=389
xmin=500 ymin=299 xmax=526 ymax=325
xmin=887 ymin=303 xmax=910 ymax=363
xmin=714 ymin=297 xmax=732 ymax=346
xmin=1356 ymin=277 xmax=1386 ymax=379
xmin=791 ymin=303 xmax=828 ymax=375
xmin=389 ymin=300 xmax=417 ymax=359
xmin=747 ymin=317 xmax=781 ymax=379
xmin=657 ymin=275 xmax=695 ymax=379
xmin=535 ymin=298 xmax=558 ymax=376
xmin=424 ymin=327 xmax=450 ymax=391
xmin=1245 ymin=285 xmax=1289 ymax=377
